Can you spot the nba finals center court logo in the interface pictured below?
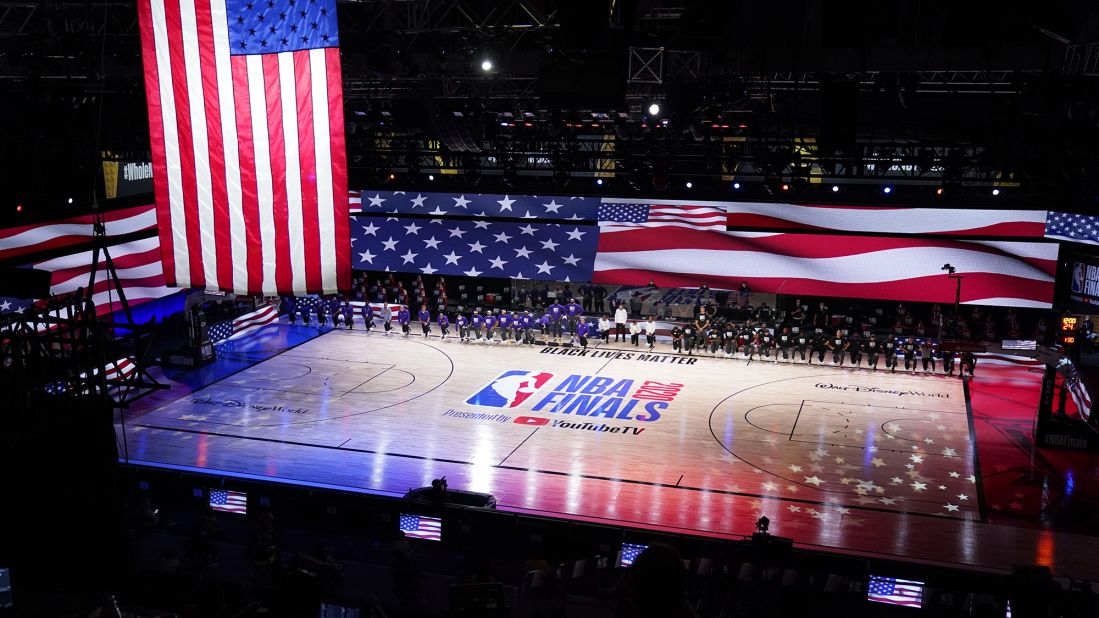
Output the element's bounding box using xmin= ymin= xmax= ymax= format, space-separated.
xmin=466 ymin=370 xmax=555 ymax=408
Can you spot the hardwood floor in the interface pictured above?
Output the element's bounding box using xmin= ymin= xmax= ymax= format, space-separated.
xmin=117 ymin=326 xmax=1099 ymax=579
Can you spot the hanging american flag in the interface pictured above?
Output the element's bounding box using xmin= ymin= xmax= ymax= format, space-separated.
xmin=867 ymin=575 xmax=924 ymax=608
xmin=726 ymin=202 xmax=1048 ymax=237
xmin=209 ymin=489 xmax=249 ymax=514
xmin=399 ymin=513 xmax=442 ymax=541
xmin=594 ymin=205 xmax=1058 ymax=307
xmin=137 ymin=0 xmax=350 ymax=296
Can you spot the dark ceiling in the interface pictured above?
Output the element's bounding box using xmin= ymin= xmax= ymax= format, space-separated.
xmin=1 ymin=0 xmax=1098 ymax=224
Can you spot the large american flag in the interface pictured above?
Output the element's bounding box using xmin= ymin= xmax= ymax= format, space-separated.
xmin=399 ymin=513 xmax=442 ymax=541
xmin=1045 ymin=211 xmax=1099 ymax=246
xmin=867 ymin=575 xmax=924 ymax=608
xmin=727 ymin=202 xmax=1048 ymax=237
xmin=618 ymin=543 xmax=647 ymax=567
xmin=209 ymin=488 xmax=248 ymax=514
xmin=594 ymin=204 xmax=1058 ymax=307
xmin=351 ymin=217 xmax=598 ymax=281
xmin=137 ymin=0 xmax=350 ymax=295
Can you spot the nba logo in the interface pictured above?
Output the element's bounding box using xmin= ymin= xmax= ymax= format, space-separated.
xmin=1073 ymin=262 xmax=1085 ymax=294
xmin=466 ymin=371 xmax=555 ymax=408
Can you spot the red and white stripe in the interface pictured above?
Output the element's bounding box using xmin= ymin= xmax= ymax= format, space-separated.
xmin=594 ymin=227 xmax=1057 ymax=307
xmin=227 ymin=303 xmax=278 ymax=340
xmin=0 ymin=204 xmax=156 ymax=262
xmin=33 ymin=237 xmax=177 ymax=315
xmin=137 ymin=0 xmax=349 ymax=296
xmin=725 ymin=202 xmax=1048 ymax=237
xmin=79 ymin=357 xmax=137 ymax=384
xmin=349 ymin=190 xmax=362 ymax=213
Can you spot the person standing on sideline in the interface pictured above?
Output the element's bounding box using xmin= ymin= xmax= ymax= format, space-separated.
xmin=576 ymin=319 xmax=590 ymax=350
xmin=456 ymin=312 xmax=468 ymax=342
xmin=471 ymin=310 xmax=484 ymax=341
xmin=437 ymin=312 xmax=450 ymax=340
xmin=362 ymin=302 xmax=375 ymax=332
xmin=614 ymin=302 xmax=629 ymax=342
xmin=598 ymin=314 xmax=611 ymax=345
xmin=418 ymin=304 xmax=432 ymax=338
xmin=548 ymin=299 xmax=565 ymax=341
xmin=398 ymin=305 xmax=412 ymax=336
xmin=645 ymin=316 xmax=658 ymax=350
xmin=381 ymin=303 xmax=393 ymax=335
xmin=629 ymin=321 xmax=642 ymax=347
xmin=566 ymin=298 xmax=583 ymax=342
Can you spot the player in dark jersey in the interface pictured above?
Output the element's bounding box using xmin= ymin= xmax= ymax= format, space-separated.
xmin=942 ymin=347 xmax=956 ymax=375
xmin=921 ymin=340 xmax=936 ymax=372
xmin=723 ymin=322 xmax=738 ymax=357
xmin=866 ymin=334 xmax=880 ymax=369
xmin=671 ymin=325 xmax=683 ymax=353
xmin=827 ymin=330 xmax=847 ymax=366
xmin=884 ymin=335 xmax=898 ymax=371
xmin=796 ymin=330 xmax=811 ymax=362
xmin=902 ymin=338 xmax=918 ymax=373
xmin=682 ymin=323 xmax=696 ymax=356
xmin=777 ymin=327 xmax=793 ymax=361
xmin=362 ymin=302 xmax=375 ymax=332
xmin=848 ymin=333 xmax=863 ymax=367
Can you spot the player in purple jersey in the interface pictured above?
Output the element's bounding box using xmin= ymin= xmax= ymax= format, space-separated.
xmin=575 ymin=319 xmax=590 ymax=350
xmin=418 ymin=305 xmax=432 ymax=337
xmin=455 ymin=313 xmax=469 ymax=341
xmin=437 ymin=312 xmax=450 ymax=340
xmin=397 ymin=306 xmax=411 ymax=336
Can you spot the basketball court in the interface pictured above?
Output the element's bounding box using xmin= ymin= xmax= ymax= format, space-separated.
xmin=117 ymin=324 xmax=1099 ymax=579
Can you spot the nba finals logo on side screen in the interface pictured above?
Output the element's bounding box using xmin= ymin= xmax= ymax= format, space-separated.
xmin=466 ymin=371 xmax=555 ymax=408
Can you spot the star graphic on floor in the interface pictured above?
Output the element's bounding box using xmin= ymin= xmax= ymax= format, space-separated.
xmin=871 ymin=458 xmax=885 ymax=467
xmin=909 ymin=454 xmax=924 ymax=463
xmin=762 ymin=481 xmax=778 ymax=491
xmin=957 ymin=493 xmax=969 ymax=501
xmin=787 ymin=505 xmax=801 ymax=513
xmin=943 ymin=503 xmax=960 ymax=512
xmin=890 ymin=477 xmax=904 ymax=484
xmin=911 ymin=482 xmax=928 ymax=492
xmin=879 ymin=497 xmax=899 ymax=505
xmin=949 ymin=471 xmax=960 ymax=478
xmin=804 ymin=476 xmax=825 ymax=486
xmin=941 ymin=447 xmax=958 ymax=457
xmin=788 ymin=464 xmax=803 ymax=473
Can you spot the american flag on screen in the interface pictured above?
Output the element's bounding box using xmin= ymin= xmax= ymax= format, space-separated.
xmin=399 ymin=514 xmax=442 ymax=541
xmin=0 ymin=203 xmax=158 ymax=262
xmin=619 ymin=544 xmax=647 ymax=567
xmin=355 ymin=191 xmax=598 ymax=221
xmin=137 ymin=0 xmax=350 ymax=296
xmin=593 ymin=204 xmax=1057 ymax=308
xmin=726 ymin=202 xmax=1048 ymax=237
xmin=1045 ymin=211 xmax=1099 ymax=246
xmin=867 ymin=575 xmax=924 ymax=608
xmin=209 ymin=489 xmax=248 ymax=514
xmin=350 ymin=217 xmax=598 ymax=281
xmin=207 ymin=303 xmax=279 ymax=342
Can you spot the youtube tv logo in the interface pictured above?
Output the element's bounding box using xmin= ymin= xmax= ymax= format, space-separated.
xmin=514 ymin=416 xmax=549 ymax=426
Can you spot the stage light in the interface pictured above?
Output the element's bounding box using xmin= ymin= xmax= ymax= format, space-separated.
xmin=648 ymin=103 xmax=660 ymax=116
xmin=883 ymin=186 xmax=892 ymax=194
xmin=732 ymin=182 xmax=741 ymax=190
xmin=15 ymin=204 xmax=22 ymax=213
xmin=480 ymin=59 xmax=493 ymax=71
xmin=935 ymin=187 xmax=944 ymax=196
xmin=685 ymin=181 xmax=693 ymax=189
xmin=388 ymin=172 xmax=396 ymax=181
xmin=596 ymin=178 xmax=603 ymax=186
xmin=428 ymin=174 xmax=435 ymax=181
xmin=67 ymin=197 xmax=73 ymax=204
xmin=781 ymin=183 xmax=790 ymax=192
xmin=831 ymin=185 xmax=839 ymax=192
xmin=992 ymin=188 xmax=1001 ymax=196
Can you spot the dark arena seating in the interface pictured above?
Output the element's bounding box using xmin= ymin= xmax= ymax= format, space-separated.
xmin=8 ymin=2 xmax=1099 ymax=617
